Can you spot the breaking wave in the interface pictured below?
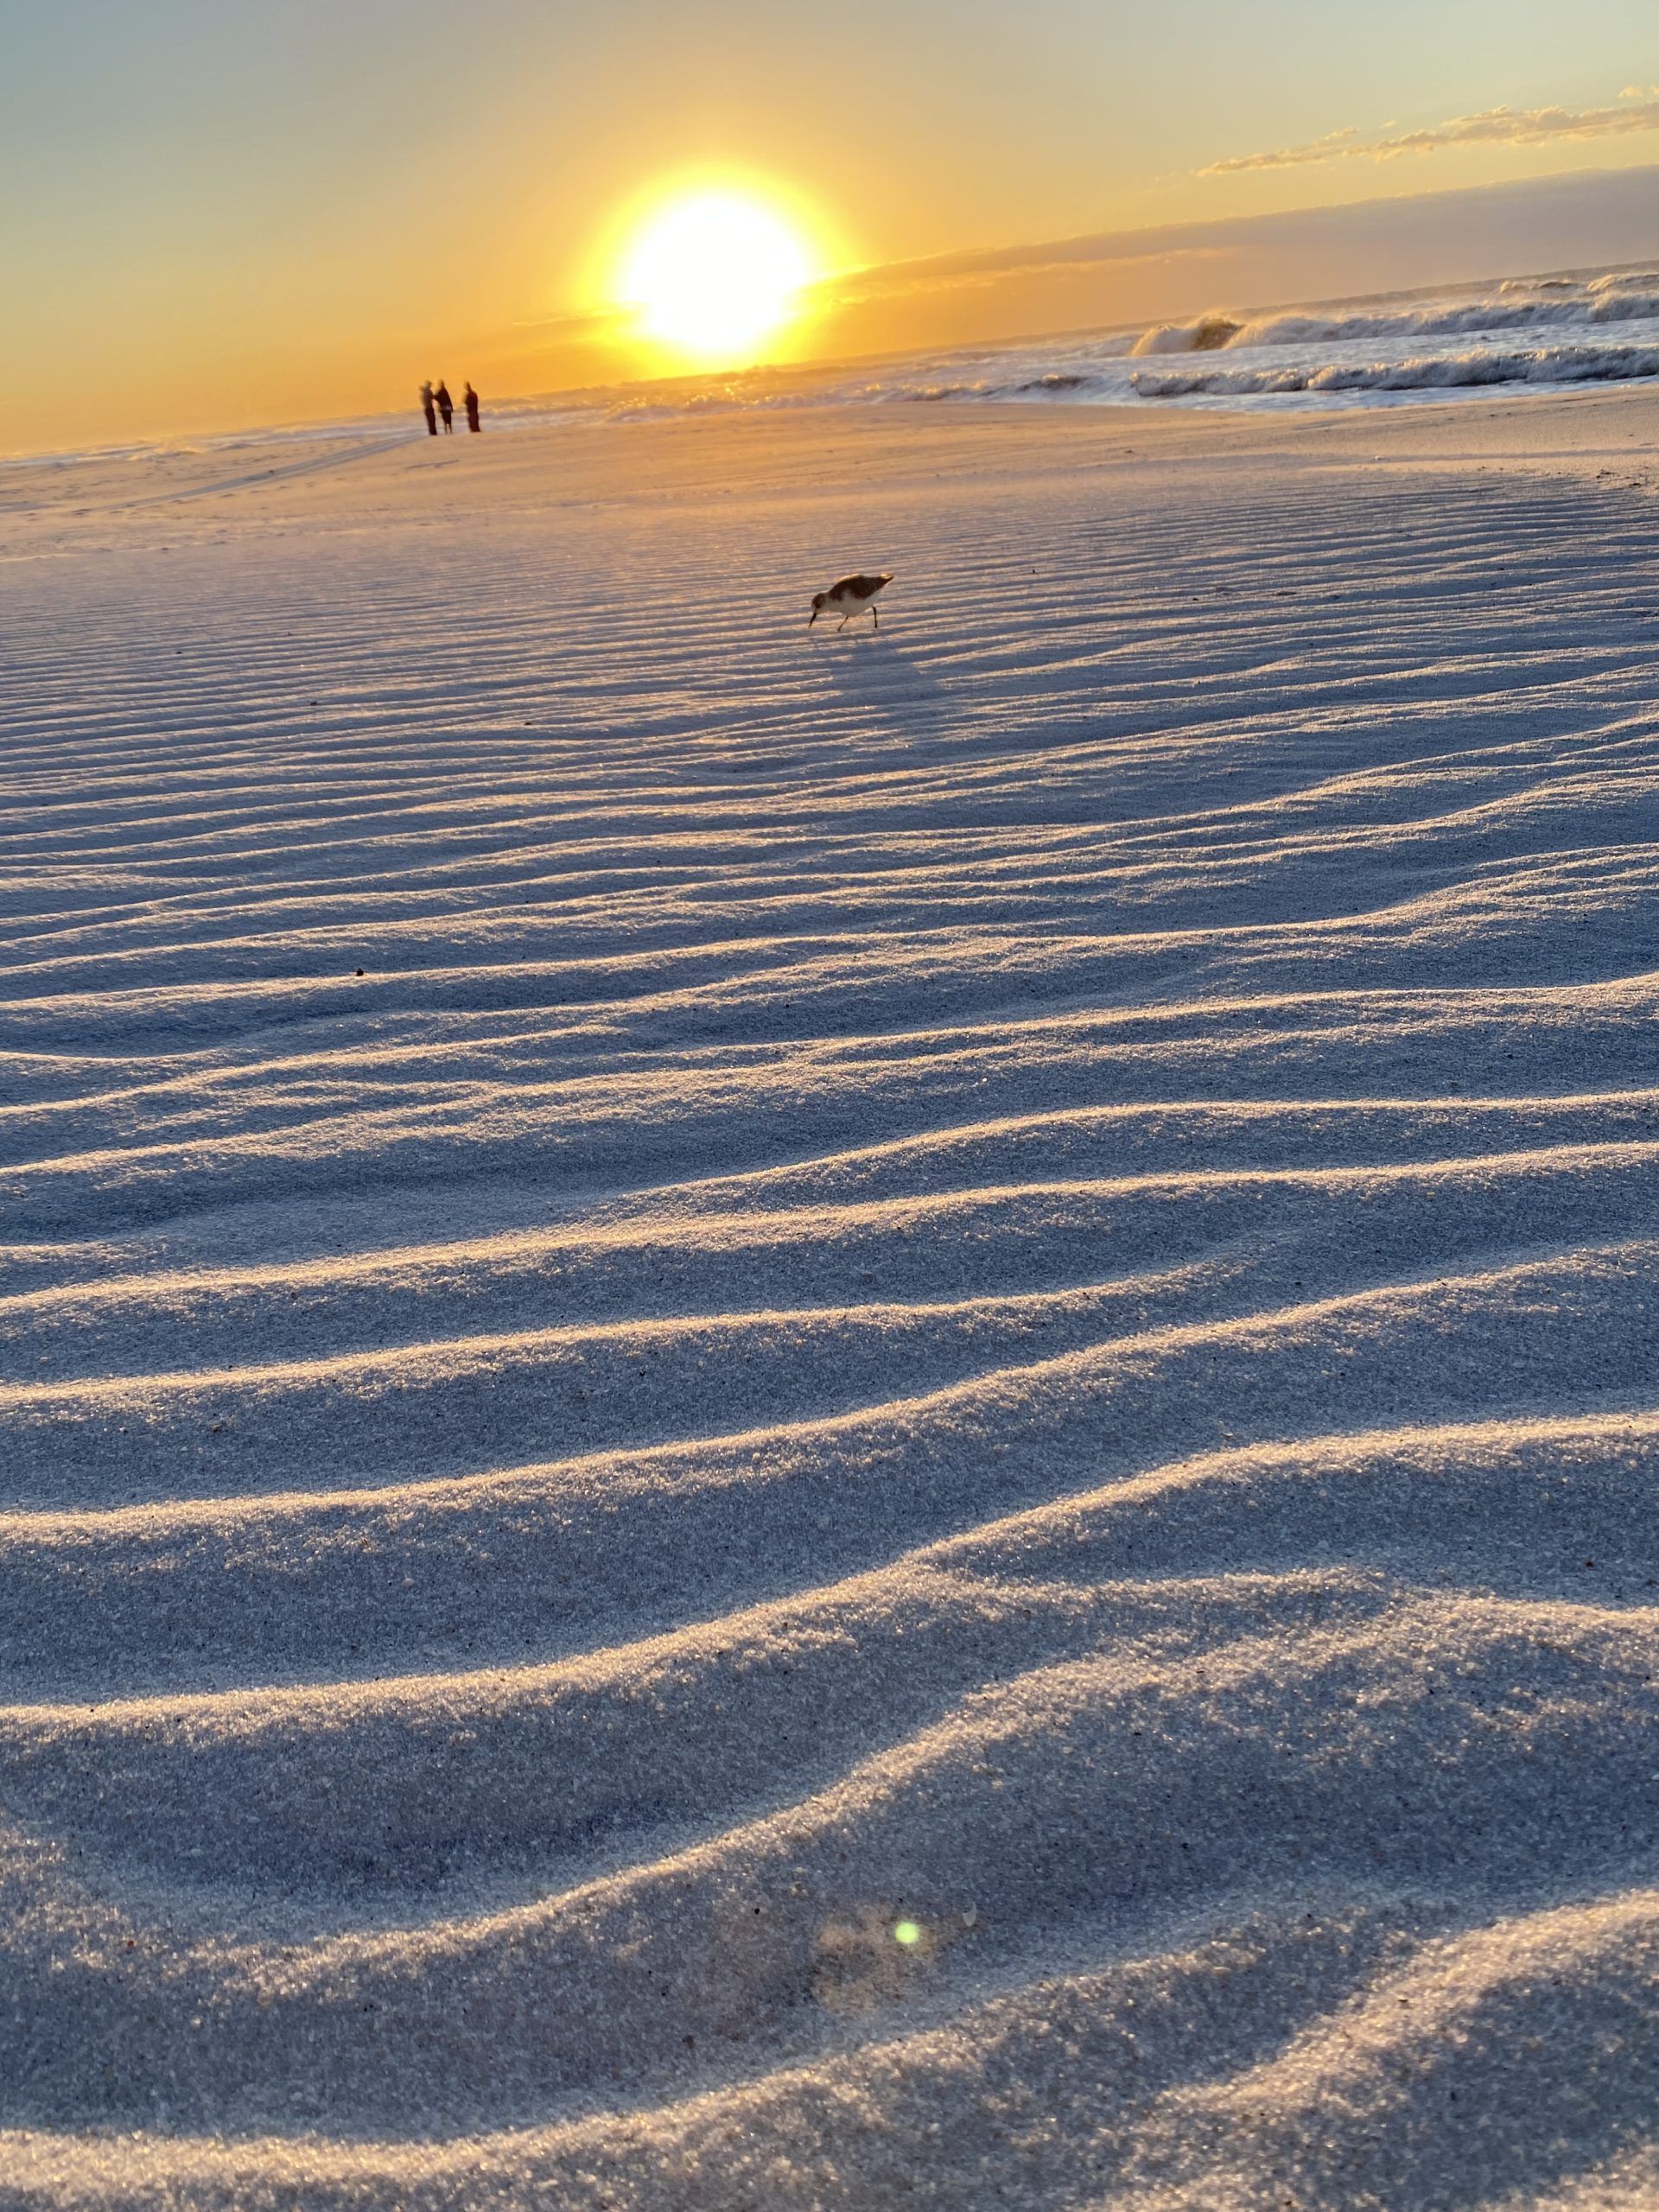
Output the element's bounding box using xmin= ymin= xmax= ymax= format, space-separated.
xmin=1217 ymin=280 xmax=1659 ymax=354
xmin=1131 ymin=340 xmax=1659 ymax=402
xmin=1131 ymin=315 xmax=1244 ymax=356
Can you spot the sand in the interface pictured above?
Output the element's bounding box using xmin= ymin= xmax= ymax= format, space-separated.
xmin=3 ymin=385 xmax=1659 ymax=2209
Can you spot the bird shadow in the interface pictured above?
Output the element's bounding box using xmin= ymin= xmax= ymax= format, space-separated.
xmin=807 ymin=629 xmax=946 ymax=720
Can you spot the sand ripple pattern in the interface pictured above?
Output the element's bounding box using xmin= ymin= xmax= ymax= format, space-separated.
xmin=3 ymin=425 xmax=1658 ymax=2208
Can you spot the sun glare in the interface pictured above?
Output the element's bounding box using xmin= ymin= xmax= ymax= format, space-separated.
xmin=613 ymin=187 xmax=823 ymax=365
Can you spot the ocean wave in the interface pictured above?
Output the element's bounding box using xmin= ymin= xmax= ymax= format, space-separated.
xmin=1127 ymin=282 xmax=1659 ymax=359
xmin=1131 ymin=340 xmax=1659 ymax=400
xmin=1131 ymin=315 xmax=1244 ymax=356
xmin=855 ymin=260 xmax=1659 ymax=412
xmin=1228 ymin=289 xmax=1659 ymax=350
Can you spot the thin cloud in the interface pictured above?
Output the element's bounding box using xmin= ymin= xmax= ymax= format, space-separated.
xmin=1205 ymin=92 xmax=1659 ymax=175
xmin=812 ymin=239 xmax=1222 ymax=311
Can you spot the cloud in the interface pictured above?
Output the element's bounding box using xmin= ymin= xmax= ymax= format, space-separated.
xmin=1205 ymin=94 xmax=1659 ymax=175
xmin=810 ymin=239 xmax=1222 ymax=311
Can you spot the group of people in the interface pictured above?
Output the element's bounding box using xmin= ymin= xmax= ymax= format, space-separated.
xmin=420 ymin=380 xmax=480 ymax=435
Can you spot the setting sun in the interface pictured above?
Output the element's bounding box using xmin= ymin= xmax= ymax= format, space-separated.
xmin=612 ymin=187 xmax=823 ymax=365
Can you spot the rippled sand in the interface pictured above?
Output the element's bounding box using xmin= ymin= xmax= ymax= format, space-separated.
xmin=3 ymin=391 xmax=1659 ymax=2209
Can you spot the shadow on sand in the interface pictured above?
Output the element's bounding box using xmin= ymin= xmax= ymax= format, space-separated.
xmin=807 ymin=630 xmax=948 ymax=725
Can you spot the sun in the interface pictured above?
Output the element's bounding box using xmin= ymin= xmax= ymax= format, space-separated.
xmin=611 ymin=185 xmax=824 ymax=366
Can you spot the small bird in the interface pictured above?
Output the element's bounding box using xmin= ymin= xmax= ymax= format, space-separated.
xmin=809 ymin=572 xmax=893 ymax=632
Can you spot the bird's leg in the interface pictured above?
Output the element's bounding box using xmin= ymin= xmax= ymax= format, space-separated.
xmin=871 ymin=606 xmax=880 ymax=629
xmin=838 ymin=613 xmax=851 ymax=631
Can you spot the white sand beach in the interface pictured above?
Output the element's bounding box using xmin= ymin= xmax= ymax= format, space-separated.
xmin=3 ymin=386 xmax=1659 ymax=2208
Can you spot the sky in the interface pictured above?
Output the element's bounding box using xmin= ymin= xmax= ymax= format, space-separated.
xmin=3 ymin=0 xmax=1657 ymax=451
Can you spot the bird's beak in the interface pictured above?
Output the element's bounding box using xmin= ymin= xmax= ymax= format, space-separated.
xmin=806 ymin=609 xmax=817 ymax=627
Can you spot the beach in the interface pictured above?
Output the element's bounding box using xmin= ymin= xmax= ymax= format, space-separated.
xmin=3 ymin=385 xmax=1659 ymax=2208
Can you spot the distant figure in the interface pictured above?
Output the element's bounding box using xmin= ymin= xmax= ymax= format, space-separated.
xmin=464 ymin=382 xmax=480 ymax=434
xmin=808 ymin=572 xmax=893 ymax=632
xmin=420 ymin=381 xmax=437 ymax=436
xmin=435 ymin=380 xmax=454 ymax=434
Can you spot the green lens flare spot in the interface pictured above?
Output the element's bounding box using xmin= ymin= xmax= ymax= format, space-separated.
xmin=892 ymin=1919 xmax=923 ymax=1948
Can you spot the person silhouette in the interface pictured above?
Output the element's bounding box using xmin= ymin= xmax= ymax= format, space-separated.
xmin=435 ymin=380 xmax=454 ymax=434
xmin=464 ymin=382 xmax=480 ymax=434
xmin=420 ymin=381 xmax=437 ymax=436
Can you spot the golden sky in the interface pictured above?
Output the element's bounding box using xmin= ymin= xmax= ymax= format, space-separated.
xmin=3 ymin=0 xmax=1659 ymax=450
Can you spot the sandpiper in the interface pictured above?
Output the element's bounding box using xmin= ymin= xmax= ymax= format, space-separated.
xmin=809 ymin=572 xmax=893 ymax=632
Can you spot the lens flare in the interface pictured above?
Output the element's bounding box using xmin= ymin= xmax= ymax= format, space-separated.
xmin=613 ymin=187 xmax=821 ymax=365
